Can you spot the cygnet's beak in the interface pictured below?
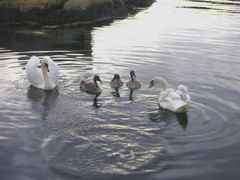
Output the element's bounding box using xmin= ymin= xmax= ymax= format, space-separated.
xmin=98 ymin=78 xmax=103 ymax=84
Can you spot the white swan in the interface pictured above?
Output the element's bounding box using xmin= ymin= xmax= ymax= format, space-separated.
xmin=26 ymin=56 xmax=58 ymax=90
xmin=148 ymin=77 xmax=190 ymax=112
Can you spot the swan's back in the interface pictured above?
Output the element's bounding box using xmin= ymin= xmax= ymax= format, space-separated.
xmin=158 ymin=88 xmax=188 ymax=112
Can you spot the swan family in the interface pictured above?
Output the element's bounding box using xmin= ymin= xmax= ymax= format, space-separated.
xmin=26 ymin=56 xmax=191 ymax=112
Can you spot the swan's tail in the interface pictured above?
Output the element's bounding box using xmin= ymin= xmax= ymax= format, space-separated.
xmin=177 ymin=85 xmax=191 ymax=102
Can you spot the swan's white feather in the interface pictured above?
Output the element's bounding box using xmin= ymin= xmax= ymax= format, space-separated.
xmin=158 ymin=89 xmax=188 ymax=112
xmin=26 ymin=56 xmax=43 ymax=88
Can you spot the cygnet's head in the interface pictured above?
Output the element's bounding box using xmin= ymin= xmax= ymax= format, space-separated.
xmin=93 ymin=75 xmax=102 ymax=83
xmin=112 ymin=74 xmax=121 ymax=80
xmin=130 ymin=70 xmax=136 ymax=78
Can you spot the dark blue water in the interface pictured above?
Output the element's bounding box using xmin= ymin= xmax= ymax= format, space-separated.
xmin=0 ymin=0 xmax=240 ymax=179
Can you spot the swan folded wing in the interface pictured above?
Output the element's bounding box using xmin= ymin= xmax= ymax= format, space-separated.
xmin=159 ymin=94 xmax=187 ymax=112
xmin=158 ymin=89 xmax=187 ymax=112
xmin=179 ymin=93 xmax=191 ymax=102
xmin=159 ymin=89 xmax=177 ymax=101
xmin=176 ymin=88 xmax=191 ymax=102
xmin=26 ymin=56 xmax=43 ymax=87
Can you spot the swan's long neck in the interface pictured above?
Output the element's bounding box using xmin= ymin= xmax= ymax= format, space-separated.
xmin=41 ymin=66 xmax=52 ymax=89
xmin=154 ymin=77 xmax=169 ymax=90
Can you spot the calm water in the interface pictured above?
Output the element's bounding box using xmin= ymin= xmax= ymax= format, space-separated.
xmin=0 ymin=0 xmax=240 ymax=179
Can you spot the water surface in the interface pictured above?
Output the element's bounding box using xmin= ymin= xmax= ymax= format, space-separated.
xmin=0 ymin=0 xmax=240 ymax=179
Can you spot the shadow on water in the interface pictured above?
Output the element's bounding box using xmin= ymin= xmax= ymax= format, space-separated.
xmin=111 ymin=90 xmax=120 ymax=98
xmin=93 ymin=93 xmax=102 ymax=108
xmin=129 ymin=90 xmax=133 ymax=101
xmin=148 ymin=108 xmax=188 ymax=129
xmin=175 ymin=112 xmax=188 ymax=130
xmin=0 ymin=26 xmax=93 ymax=54
xmin=27 ymin=86 xmax=59 ymax=120
xmin=111 ymin=88 xmax=121 ymax=98
xmin=129 ymin=90 xmax=140 ymax=101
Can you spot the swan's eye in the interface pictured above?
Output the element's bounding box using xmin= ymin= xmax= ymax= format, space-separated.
xmin=37 ymin=65 xmax=41 ymax=68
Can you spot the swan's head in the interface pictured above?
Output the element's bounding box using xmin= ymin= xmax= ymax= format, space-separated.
xmin=40 ymin=56 xmax=50 ymax=72
xmin=148 ymin=77 xmax=169 ymax=89
xmin=112 ymin=74 xmax=121 ymax=81
xmin=93 ymin=75 xmax=102 ymax=84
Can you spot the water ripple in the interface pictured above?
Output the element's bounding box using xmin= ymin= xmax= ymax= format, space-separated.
xmin=0 ymin=0 xmax=240 ymax=179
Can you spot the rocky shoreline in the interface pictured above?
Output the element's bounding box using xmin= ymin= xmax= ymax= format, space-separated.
xmin=0 ymin=0 xmax=155 ymax=27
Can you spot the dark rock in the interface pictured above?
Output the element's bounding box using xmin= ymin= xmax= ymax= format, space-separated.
xmin=124 ymin=0 xmax=155 ymax=7
xmin=0 ymin=0 xmax=155 ymax=26
xmin=112 ymin=0 xmax=128 ymax=19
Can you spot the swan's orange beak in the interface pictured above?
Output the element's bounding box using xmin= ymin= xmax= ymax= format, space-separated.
xmin=45 ymin=63 xmax=49 ymax=72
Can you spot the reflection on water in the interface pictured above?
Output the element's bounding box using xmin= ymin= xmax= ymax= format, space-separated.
xmin=148 ymin=108 xmax=188 ymax=129
xmin=0 ymin=26 xmax=93 ymax=52
xmin=175 ymin=112 xmax=188 ymax=129
xmin=0 ymin=0 xmax=240 ymax=179
xmin=111 ymin=90 xmax=121 ymax=98
xmin=129 ymin=90 xmax=134 ymax=101
xmin=27 ymin=86 xmax=59 ymax=120
xmin=93 ymin=94 xmax=103 ymax=108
